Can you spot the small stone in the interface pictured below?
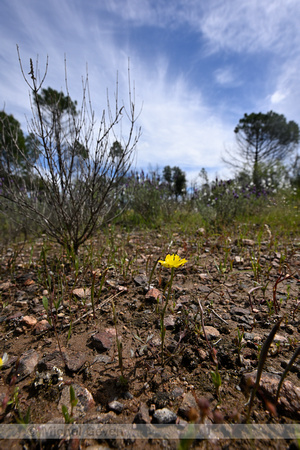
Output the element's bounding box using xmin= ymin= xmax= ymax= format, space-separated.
xmin=285 ymin=324 xmax=295 ymax=335
xmin=198 ymin=285 xmax=211 ymax=293
xmin=171 ymin=387 xmax=184 ymax=399
xmin=145 ymin=288 xmax=162 ymax=303
xmin=91 ymin=332 xmax=113 ymax=351
xmin=21 ymin=315 xmax=38 ymax=328
xmin=203 ymin=326 xmax=220 ymax=340
xmin=122 ymin=391 xmax=133 ymax=400
xmin=34 ymin=320 xmax=51 ymax=335
xmin=108 ymin=400 xmax=124 ymax=414
xmin=244 ymin=332 xmax=261 ymax=342
xmin=231 ymin=307 xmax=251 ymax=316
xmin=241 ymin=239 xmax=255 ymax=247
xmin=281 ymin=360 xmax=300 ymax=374
xmin=72 ymin=288 xmax=91 ymax=299
xmin=152 ymin=407 xmax=177 ymax=424
xmin=164 ymin=315 xmax=176 ymax=329
xmin=105 ymin=327 xmax=117 ymax=337
xmin=273 ymin=334 xmax=288 ymax=344
xmin=240 ymin=370 xmax=300 ymax=419
xmin=233 ymin=256 xmax=244 ymax=265
xmin=58 ymin=384 xmax=95 ymax=417
xmin=152 ymin=391 xmax=171 ymax=409
xmin=133 ymin=275 xmax=148 ymax=287
xmin=64 ymin=351 xmax=86 ymax=372
xmin=15 ymin=349 xmax=39 ymax=381
xmin=93 ymin=355 xmax=111 ymax=364
xmin=134 ymin=402 xmax=151 ymax=424
xmin=199 ymin=273 xmax=209 ymax=280
xmin=197 ymin=349 xmax=207 ymax=361
xmin=178 ymin=393 xmax=198 ymax=419
xmin=38 ymin=350 xmax=65 ymax=371
xmin=0 ymin=281 xmax=15 ymax=291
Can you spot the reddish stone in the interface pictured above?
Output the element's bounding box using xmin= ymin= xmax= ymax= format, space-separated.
xmin=145 ymin=288 xmax=162 ymax=303
xmin=34 ymin=319 xmax=51 ymax=335
xmin=91 ymin=332 xmax=113 ymax=351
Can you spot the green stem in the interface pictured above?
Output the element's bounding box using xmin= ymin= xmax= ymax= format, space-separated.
xmin=161 ymin=267 xmax=175 ymax=365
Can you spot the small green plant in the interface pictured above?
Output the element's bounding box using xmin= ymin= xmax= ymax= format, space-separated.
xmin=211 ymin=366 xmax=222 ymax=400
xmin=62 ymin=385 xmax=78 ymax=424
xmin=28 ymin=243 xmax=35 ymax=268
xmin=286 ymin=284 xmax=291 ymax=301
xmin=147 ymin=256 xmax=160 ymax=288
xmin=235 ymin=327 xmax=245 ymax=364
xmin=250 ymin=254 xmax=261 ymax=282
xmin=42 ymin=296 xmax=52 ymax=326
xmin=214 ymin=259 xmax=226 ymax=276
xmin=266 ymin=299 xmax=274 ymax=316
xmin=91 ymin=272 xmax=96 ymax=319
xmin=111 ymin=299 xmax=127 ymax=386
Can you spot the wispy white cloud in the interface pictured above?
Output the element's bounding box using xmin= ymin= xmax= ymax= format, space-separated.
xmin=199 ymin=0 xmax=300 ymax=55
xmin=214 ymin=67 xmax=241 ymax=87
xmin=1 ymin=0 xmax=299 ymax=184
xmin=265 ymin=56 xmax=300 ymax=120
xmin=100 ymin=0 xmax=300 ymax=57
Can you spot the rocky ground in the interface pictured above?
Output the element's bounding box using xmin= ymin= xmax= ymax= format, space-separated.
xmin=0 ymin=227 xmax=300 ymax=449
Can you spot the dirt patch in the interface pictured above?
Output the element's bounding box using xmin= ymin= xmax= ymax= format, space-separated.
xmin=0 ymin=228 xmax=300 ymax=449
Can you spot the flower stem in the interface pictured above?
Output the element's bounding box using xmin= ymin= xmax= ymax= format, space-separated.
xmin=161 ymin=267 xmax=175 ymax=365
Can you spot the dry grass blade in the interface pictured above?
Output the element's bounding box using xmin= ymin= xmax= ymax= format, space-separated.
xmin=276 ymin=345 xmax=300 ymax=403
xmin=246 ymin=317 xmax=283 ymax=422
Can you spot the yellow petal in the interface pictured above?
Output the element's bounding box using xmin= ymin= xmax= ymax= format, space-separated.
xmin=159 ymin=254 xmax=187 ymax=269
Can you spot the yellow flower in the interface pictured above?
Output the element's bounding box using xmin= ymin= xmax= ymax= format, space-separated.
xmin=158 ymin=254 xmax=187 ymax=269
xmin=0 ymin=353 xmax=8 ymax=369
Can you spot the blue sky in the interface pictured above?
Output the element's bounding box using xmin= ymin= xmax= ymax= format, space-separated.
xmin=1 ymin=0 xmax=300 ymax=183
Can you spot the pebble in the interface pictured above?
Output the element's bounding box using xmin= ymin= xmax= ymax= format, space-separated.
xmin=38 ymin=350 xmax=65 ymax=371
xmin=171 ymin=387 xmax=184 ymax=399
xmin=134 ymin=402 xmax=151 ymax=424
xmin=152 ymin=407 xmax=177 ymax=424
xmin=203 ymin=326 xmax=220 ymax=340
xmin=240 ymin=370 xmax=300 ymax=419
xmin=164 ymin=315 xmax=176 ymax=329
xmin=58 ymin=384 xmax=95 ymax=417
xmin=34 ymin=319 xmax=51 ymax=335
xmin=93 ymin=355 xmax=111 ymax=364
xmin=145 ymin=288 xmax=162 ymax=303
xmin=133 ymin=275 xmax=148 ymax=287
xmin=272 ymin=334 xmax=288 ymax=344
xmin=241 ymin=239 xmax=255 ymax=246
xmin=178 ymin=392 xmax=198 ymax=419
xmin=21 ymin=315 xmax=37 ymax=328
xmin=233 ymin=256 xmax=244 ymax=265
xmin=64 ymin=351 xmax=86 ymax=372
xmin=72 ymin=288 xmax=91 ymax=299
xmin=91 ymin=332 xmax=113 ymax=351
xmin=15 ymin=349 xmax=39 ymax=381
xmin=108 ymin=400 xmax=124 ymax=414
xmin=230 ymin=307 xmax=251 ymax=316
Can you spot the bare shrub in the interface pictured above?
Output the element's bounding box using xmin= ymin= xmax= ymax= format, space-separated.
xmin=0 ymin=47 xmax=141 ymax=254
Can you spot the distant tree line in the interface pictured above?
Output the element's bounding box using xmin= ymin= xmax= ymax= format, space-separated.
xmin=1 ymin=54 xmax=299 ymax=250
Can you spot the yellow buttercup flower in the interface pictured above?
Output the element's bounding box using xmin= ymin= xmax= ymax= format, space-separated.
xmin=0 ymin=353 xmax=8 ymax=369
xmin=159 ymin=254 xmax=187 ymax=269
